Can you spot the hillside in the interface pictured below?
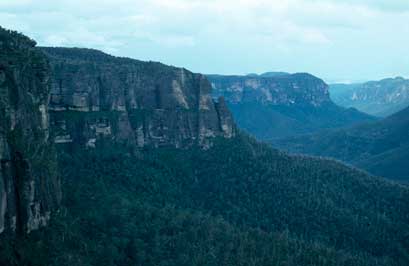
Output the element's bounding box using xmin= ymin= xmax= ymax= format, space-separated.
xmin=275 ymin=106 xmax=409 ymax=182
xmin=331 ymin=77 xmax=409 ymax=117
xmin=1 ymin=27 xmax=409 ymax=266
xmin=209 ymin=73 xmax=376 ymax=140
xmin=2 ymin=135 xmax=409 ymax=266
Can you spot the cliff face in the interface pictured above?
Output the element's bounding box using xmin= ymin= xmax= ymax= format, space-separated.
xmin=207 ymin=73 xmax=375 ymax=141
xmin=0 ymin=28 xmax=61 ymax=235
xmin=209 ymin=73 xmax=331 ymax=107
xmin=41 ymin=48 xmax=235 ymax=149
xmin=331 ymin=77 xmax=409 ymax=117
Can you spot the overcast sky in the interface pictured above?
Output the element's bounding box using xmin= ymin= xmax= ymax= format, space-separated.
xmin=1 ymin=0 xmax=408 ymax=83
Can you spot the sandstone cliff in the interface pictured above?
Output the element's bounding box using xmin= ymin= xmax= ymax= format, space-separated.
xmin=209 ymin=73 xmax=331 ymax=107
xmin=0 ymin=27 xmax=61 ymax=235
xmin=331 ymin=77 xmax=409 ymax=117
xmin=41 ymin=47 xmax=235 ymax=149
xmin=208 ymin=73 xmax=375 ymax=140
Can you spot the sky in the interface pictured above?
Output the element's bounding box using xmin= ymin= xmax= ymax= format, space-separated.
xmin=0 ymin=0 xmax=408 ymax=83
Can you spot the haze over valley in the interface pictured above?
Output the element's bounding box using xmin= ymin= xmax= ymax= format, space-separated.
xmin=1 ymin=1 xmax=408 ymax=265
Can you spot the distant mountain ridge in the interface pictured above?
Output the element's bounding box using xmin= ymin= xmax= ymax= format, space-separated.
xmin=2 ymin=26 xmax=409 ymax=266
xmin=210 ymin=73 xmax=330 ymax=106
xmin=275 ymin=106 xmax=409 ymax=182
xmin=259 ymin=72 xmax=290 ymax=77
xmin=330 ymin=77 xmax=409 ymax=117
xmin=245 ymin=72 xmax=291 ymax=78
xmin=209 ymin=73 xmax=376 ymax=140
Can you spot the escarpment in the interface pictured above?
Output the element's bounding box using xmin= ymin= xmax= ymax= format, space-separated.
xmin=41 ymin=47 xmax=235 ymax=149
xmin=331 ymin=77 xmax=409 ymax=117
xmin=209 ymin=73 xmax=331 ymax=107
xmin=0 ymin=27 xmax=61 ymax=235
xmin=0 ymin=28 xmax=236 ymax=236
xmin=208 ymin=73 xmax=375 ymax=140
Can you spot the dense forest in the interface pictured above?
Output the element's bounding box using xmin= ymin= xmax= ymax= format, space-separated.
xmin=225 ymin=102 xmax=375 ymax=140
xmin=275 ymin=106 xmax=409 ymax=182
xmin=1 ymin=134 xmax=408 ymax=266
xmin=1 ymin=25 xmax=409 ymax=266
xmin=208 ymin=74 xmax=375 ymax=141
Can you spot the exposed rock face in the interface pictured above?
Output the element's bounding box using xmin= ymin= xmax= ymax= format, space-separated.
xmin=208 ymin=73 xmax=375 ymax=140
xmin=209 ymin=73 xmax=331 ymax=107
xmin=330 ymin=77 xmax=409 ymax=117
xmin=0 ymin=27 xmax=61 ymax=235
xmin=40 ymin=47 xmax=235 ymax=149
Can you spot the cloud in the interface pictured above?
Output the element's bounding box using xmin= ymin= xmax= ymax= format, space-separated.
xmin=0 ymin=0 xmax=408 ymax=81
xmin=0 ymin=0 xmax=334 ymax=47
xmin=314 ymin=0 xmax=409 ymax=12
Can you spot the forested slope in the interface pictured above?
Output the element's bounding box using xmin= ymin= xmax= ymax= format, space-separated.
xmin=2 ymin=135 xmax=408 ymax=266
xmin=275 ymin=106 xmax=409 ymax=182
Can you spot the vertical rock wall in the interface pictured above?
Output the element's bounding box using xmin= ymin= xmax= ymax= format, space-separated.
xmin=0 ymin=27 xmax=60 ymax=235
xmin=41 ymin=47 xmax=236 ymax=149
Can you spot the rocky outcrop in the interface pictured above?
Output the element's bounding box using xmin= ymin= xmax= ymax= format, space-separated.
xmin=207 ymin=73 xmax=375 ymax=141
xmin=209 ymin=73 xmax=331 ymax=107
xmin=0 ymin=28 xmax=236 ymax=236
xmin=40 ymin=47 xmax=235 ymax=149
xmin=0 ymin=27 xmax=61 ymax=235
xmin=330 ymin=77 xmax=409 ymax=117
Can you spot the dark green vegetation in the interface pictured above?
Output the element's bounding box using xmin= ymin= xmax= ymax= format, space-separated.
xmin=209 ymin=74 xmax=375 ymax=141
xmin=275 ymin=106 xmax=409 ymax=182
xmin=1 ymin=26 xmax=409 ymax=266
xmin=0 ymin=26 xmax=60 ymax=235
xmin=227 ymin=102 xmax=374 ymax=140
xmin=330 ymin=77 xmax=409 ymax=117
xmin=2 ymin=135 xmax=409 ymax=265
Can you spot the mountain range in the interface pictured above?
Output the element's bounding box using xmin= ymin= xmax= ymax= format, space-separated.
xmin=275 ymin=106 xmax=409 ymax=182
xmin=331 ymin=77 xmax=409 ymax=117
xmin=209 ymin=73 xmax=376 ymax=140
xmin=1 ymin=26 xmax=409 ymax=266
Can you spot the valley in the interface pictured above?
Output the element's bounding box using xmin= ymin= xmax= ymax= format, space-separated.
xmin=0 ymin=24 xmax=408 ymax=266
xmin=209 ymin=73 xmax=376 ymax=140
